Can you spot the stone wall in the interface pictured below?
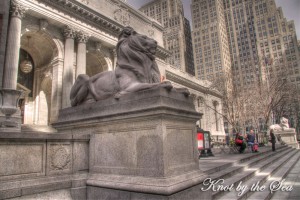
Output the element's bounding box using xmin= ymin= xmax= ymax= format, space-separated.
xmin=0 ymin=132 xmax=89 ymax=200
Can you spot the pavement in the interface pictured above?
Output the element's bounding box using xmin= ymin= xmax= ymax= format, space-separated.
xmin=198 ymin=145 xmax=300 ymax=200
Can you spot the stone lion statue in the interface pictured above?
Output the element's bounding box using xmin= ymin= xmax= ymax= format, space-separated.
xmin=269 ymin=117 xmax=290 ymax=131
xmin=70 ymin=27 xmax=189 ymax=106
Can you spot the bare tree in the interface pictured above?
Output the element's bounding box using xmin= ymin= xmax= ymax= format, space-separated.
xmin=207 ymin=68 xmax=297 ymax=137
xmin=207 ymin=73 xmax=248 ymax=134
xmin=230 ymin=61 xmax=300 ymax=139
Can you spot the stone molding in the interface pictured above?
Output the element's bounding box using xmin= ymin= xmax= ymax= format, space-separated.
xmin=54 ymin=88 xmax=200 ymax=126
xmin=10 ymin=0 xmax=27 ymax=19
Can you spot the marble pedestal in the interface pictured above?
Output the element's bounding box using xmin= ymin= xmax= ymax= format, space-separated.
xmin=54 ymin=88 xmax=210 ymax=200
xmin=274 ymin=128 xmax=299 ymax=149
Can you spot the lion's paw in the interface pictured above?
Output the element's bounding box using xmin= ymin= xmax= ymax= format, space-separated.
xmin=114 ymin=93 xmax=122 ymax=99
xmin=161 ymin=81 xmax=173 ymax=91
xmin=176 ymin=88 xmax=190 ymax=97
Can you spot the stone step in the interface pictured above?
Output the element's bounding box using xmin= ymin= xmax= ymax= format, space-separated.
xmin=247 ymin=151 xmax=300 ymax=200
xmin=217 ymin=149 xmax=299 ymax=200
xmin=271 ymin=151 xmax=300 ymax=200
xmin=209 ymin=147 xmax=290 ymax=182
xmin=212 ymin=147 xmax=297 ymax=199
xmin=203 ymin=145 xmax=287 ymax=175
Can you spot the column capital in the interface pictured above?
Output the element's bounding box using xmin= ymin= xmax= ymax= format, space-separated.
xmin=63 ymin=26 xmax=76 ymax=39
xmin=76 ymin=31 xmax=90 ymax=43
xmin=111 ymin=48 xmax=117 ymax=57
xmin=10 ymin=0 xmax=27 ymax=19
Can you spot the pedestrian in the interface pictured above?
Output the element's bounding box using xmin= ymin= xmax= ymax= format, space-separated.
xmin=246 ymin=129 xmax=255 ymax=152
xmin=235 ymin=133 xmax=246 ymax=153
xmin=270 ymin=129 xmax=276 ymax=151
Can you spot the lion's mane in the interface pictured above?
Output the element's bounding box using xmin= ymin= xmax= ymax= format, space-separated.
xmin=116 ymin=27 xmax=161 ymax=83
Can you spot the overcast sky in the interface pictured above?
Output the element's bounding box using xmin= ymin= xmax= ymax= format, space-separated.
xmin=126 ymin=0 xmax=300 ymax=38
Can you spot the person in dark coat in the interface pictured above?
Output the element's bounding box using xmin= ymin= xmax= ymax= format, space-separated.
xmin=246 ymin=130 xmax=255 ymax=152
xmin=235 ymin=133 xmax=246 ymax=153
xmin=270 ymin=129 xmax=276 ymax=151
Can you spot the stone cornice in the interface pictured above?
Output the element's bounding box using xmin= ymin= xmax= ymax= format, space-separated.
xmin=165 ymin=71 xmax=222 ymax=98
xmin=26 ymin=0 xmax=168 ymax=60
xmin=39 ymin=0 xmax=123 ymax=36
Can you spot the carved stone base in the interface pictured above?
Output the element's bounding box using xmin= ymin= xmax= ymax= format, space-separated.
xmin=87 ymin=175 xmax=211 ymax=200
xmin=54 ymin=88 xmax=208 ymax=199
xmin=0 ymin=89 xmax=22 ymax=132
xmin=274 ymin=128 xmax=299 ymax=149
xmin=0 ymin=111 xmax=22 ymax=132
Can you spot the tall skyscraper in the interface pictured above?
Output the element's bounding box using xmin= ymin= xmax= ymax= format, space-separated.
xmin=191 ymin=0 xmax=300 ymax=89
xmin=191 ymin=0 xmax=232 ymax=82
xmin=139 ymin=0 xmax=195 ymax=75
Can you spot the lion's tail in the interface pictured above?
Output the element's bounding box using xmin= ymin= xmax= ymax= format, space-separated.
xmin=70 ymin=74 xmax=90 ymax=107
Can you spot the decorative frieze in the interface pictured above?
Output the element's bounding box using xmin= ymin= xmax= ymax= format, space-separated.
xmin=148 ymin=29 xmax=154 ymax=37
xmin=50 ymin=145 xmax=71 ymax=171
xmin=113 ymin=4 xmax=130 ymax=26
xmin=10 ymin=0 xmax=26 ymax=19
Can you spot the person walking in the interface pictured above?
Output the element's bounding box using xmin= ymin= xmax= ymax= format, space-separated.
xmin=246 ymin=130 xmax=255 ymax=152
xmin=270 ymin=129 xmax=276 ymax=151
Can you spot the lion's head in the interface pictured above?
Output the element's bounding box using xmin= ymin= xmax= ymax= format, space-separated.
xmin=280 ymin=117 xmax=289 ymax=128
xmin=116 ymin=27 xmax=160 ymax=83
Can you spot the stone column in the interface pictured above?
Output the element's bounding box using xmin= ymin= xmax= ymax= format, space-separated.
xmin=62 ymin=26 xmax=75 ymax=108
xmin=33 ymin=68 xmax=41 ymax=125
xmin=2 ymin=0 xmax=26 ymax=89
xmin=76 ymin=31 xmax=89 ymax=78
xmin=50 ymin=58 xmax=64 ymax=123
